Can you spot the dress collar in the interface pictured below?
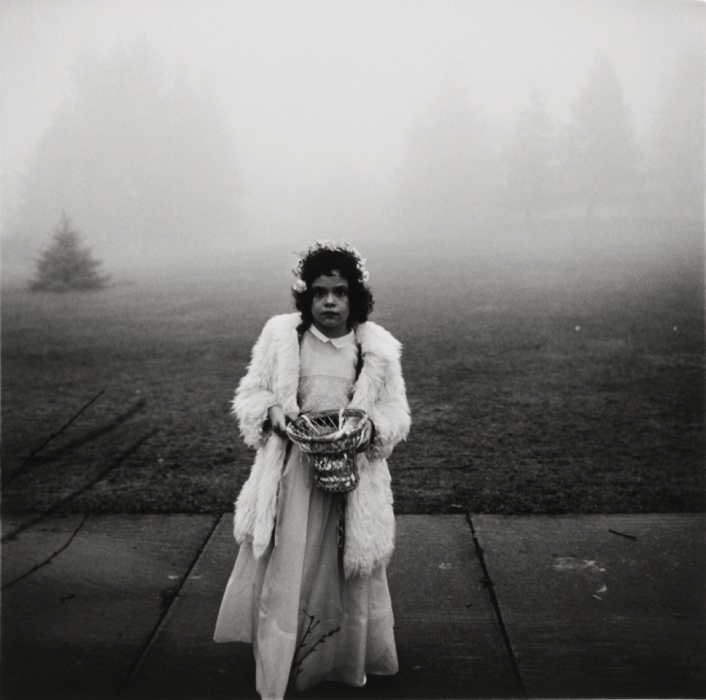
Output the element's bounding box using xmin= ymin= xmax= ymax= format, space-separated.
xmin=309 ymin=324 xmax=356 ymax=349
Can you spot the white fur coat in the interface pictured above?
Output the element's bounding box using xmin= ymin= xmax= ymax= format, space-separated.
xmin=231 ymin=312 xmax=411 ymax=578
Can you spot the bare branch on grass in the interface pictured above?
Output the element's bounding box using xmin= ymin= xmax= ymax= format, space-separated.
xmin=3 ymin=390 xmax=105 ymax=488
xmin=1 ymin=428 xmax=158 ymax=543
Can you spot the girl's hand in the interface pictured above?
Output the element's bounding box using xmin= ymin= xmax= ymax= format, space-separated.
xmin=268 ymin=405 xmax=288 ymax=438
xmin=356 ymin=419 xmax=375 ymax=452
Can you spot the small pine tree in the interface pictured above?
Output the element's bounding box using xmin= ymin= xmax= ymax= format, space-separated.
xmin=31 ymin=215 xmax=108 ymax=292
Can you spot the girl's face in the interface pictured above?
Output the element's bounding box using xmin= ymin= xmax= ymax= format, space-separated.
xmin=310 ymin=270 xmax=351 ymax=338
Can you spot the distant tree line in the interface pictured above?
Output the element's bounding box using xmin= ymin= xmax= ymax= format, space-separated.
xmin=394 ymin=47 xmax=704 ymax=237
xmin=4 ymin=40 xmax=703 ymax=276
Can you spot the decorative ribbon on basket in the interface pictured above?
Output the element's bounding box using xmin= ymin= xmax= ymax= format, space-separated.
xmin=285 ymin=409 xmax=368 ymax=493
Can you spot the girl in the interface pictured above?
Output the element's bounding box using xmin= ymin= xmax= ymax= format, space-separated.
xmin=214 ymin=240 xmax=411 ymax=699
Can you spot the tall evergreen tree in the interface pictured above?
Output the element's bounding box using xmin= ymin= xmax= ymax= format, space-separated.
xmin=503 ymin=89 xmax=556 ymax=220
xmin=559 ymin=58 xmax=641 ymax=218
xmin=395 ymin=81 xmax=498 ymax=244
xmin=11 ymin=39 xmax=241 ymax=272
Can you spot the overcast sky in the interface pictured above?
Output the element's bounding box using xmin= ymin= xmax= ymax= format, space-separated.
xmin=1 ymin=0 xmax=703 ymax=243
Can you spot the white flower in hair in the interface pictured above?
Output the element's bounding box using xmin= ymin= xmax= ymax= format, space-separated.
xmin=291 ymin=239 xmax=370 ymax=290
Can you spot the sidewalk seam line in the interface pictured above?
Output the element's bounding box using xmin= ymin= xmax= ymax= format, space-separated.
xmin=466 ymin=511 xmax=527 ymax=698
xmin=119 ymin=513 xmax=223 ymax=696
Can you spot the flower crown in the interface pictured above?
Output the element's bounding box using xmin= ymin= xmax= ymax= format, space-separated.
xmin=292 ymin=239 xmax=369 ymax=293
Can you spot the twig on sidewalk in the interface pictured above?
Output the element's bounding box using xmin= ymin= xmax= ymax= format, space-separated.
xmin=2 ymin=512 xmax=92 ymax=590
xmin=609 ymin=528 xmax=637 ymax=540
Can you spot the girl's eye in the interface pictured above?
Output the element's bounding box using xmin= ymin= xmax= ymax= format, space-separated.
xmin=313 ymin=288 xmax=347 ymax=298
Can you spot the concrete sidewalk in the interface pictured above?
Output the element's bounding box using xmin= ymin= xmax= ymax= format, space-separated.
xmin=2 ymin=513 xmax=704 ymax=699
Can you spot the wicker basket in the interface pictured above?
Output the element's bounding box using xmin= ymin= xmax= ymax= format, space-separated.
xmin=285 ymin=409 xmax=367 ymax=493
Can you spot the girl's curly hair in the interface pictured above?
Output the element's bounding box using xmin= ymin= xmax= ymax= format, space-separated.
xmin=293 ymin=249 xmax=374 ymax=332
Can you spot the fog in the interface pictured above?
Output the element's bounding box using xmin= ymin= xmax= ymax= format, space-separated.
xmin=1 ymin=0 xmax=703 ymax=284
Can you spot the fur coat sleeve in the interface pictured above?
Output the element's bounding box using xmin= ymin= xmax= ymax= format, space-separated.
xmin=231 ymin=313 xmax=411 ymax=578
xmin=349 ymin=322 xmax=411 ymax=461
xmin=231 ymin=314 xmax=301 ymax=448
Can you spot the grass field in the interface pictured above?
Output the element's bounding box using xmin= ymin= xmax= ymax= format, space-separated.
xmin=2 ymin=220 xmax=704 ymax=515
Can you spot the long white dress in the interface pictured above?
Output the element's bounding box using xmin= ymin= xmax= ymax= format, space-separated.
xmin=214 ymin=327 xmax=398 ymax=700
